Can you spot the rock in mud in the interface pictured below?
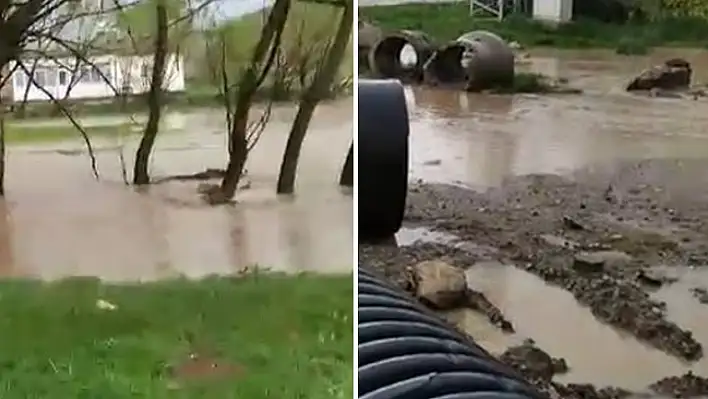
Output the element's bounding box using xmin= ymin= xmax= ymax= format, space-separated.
xmin=499 ymin=340 xmax=568 ymax=383
xmin=691 ymin=287 xmax=708 ymax=304
xmin=626 ymin=58 xmax=692 ymax=91
xmin=572 ymin=250 xmax=631 ymax=273
xmin=412 ymin=259 xmax=467 ymax=309
xmin=649 ymin=371 xmax=708 ymax=398
xmin=636 ymin=268 xmax=675 ymax=288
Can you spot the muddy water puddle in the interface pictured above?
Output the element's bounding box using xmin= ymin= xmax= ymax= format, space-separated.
xmin=407 ymin=48 xmax=708 ymax=189
xmin=396 ymin=227 xmax=708 ymax=390
xmin=0 ymin=99 xmax=353 ymax=280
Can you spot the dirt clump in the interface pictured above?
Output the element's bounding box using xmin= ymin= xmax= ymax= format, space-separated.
xmin=649 ymin=371 xmax=708 ymax=398
xmin=691 ymin=287 xmax=708 ymax=304
xmin=626 ymin=58 xmax=691 ymax=91
xmin=499 ymin=339 xmax=568 ymax=383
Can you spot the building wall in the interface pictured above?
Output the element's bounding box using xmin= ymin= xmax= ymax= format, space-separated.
xmin=532 ymin=0 xmax=573 ymax=23
xmin=8 ymin=53 xmax=186 ymax=103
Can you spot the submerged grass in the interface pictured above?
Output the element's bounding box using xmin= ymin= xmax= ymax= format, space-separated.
xmin=360 ymin=3 xmax=708 ymax=50
xmin=0 ymin=273 xmax=353 ymax=398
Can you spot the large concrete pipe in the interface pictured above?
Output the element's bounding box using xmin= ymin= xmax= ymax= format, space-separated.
xmin=359 ymin=20 xmax=384 ymax=73
xmin=423 ymin=30 xmax=515 ymax=91
xmin=368 ymin=30 xmax=436 ymax=83
xmin=358 ymin=79 xmax=409 ymax=242
xmin=358 ymin=266 xmax=545 ymax=399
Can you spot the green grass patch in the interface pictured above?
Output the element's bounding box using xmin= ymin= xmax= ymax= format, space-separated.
xmin=360 ymin=3 xmax=708 ymax=49
xmin=4 ymin=124 xmax=132 ymax=144
xmin=0 ymin=273 xmax=353 ymax=398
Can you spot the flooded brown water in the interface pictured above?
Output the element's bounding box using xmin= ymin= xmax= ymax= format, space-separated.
xmin=0 ymin=99 xmax=353 ymax=280
xmin=399 ymin=49 xmax=708 ymax=390
xmin=407 ymin=48 xmax=708 ymax=189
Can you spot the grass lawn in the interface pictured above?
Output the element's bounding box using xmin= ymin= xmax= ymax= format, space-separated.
xmin=360 ymin=3 xmax=708 ymax=50
xmin=0 ymin=273 xmax=353 ymax=398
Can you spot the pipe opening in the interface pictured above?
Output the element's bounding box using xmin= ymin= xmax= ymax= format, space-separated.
xmin=425 ymin=44 xmax=469 ymax=84
xmin=371 ymin=36 xmax=423 ymax=81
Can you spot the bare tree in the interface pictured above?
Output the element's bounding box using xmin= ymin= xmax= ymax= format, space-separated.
xmin=202 ymin=0 xmax=291 ymax=203
xmin=276 ymin=0 xmax=352 ymax=194
xmin=133 ymin=0 xmax=168 ymax=185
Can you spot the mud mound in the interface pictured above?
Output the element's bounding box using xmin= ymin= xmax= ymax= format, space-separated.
xmin=499 ymin=339 xmax=568 ymax=383
xmin=649 ymin=372 xmax=708 ymax=398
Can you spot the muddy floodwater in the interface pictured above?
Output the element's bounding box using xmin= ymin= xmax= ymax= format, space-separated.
xmin=1 ymin=99 xmax=353 ymax=280
xmin=360 ymin=49 xmax=708 ymax=395
xmin=408 ymin=48 xmax=708 ymax=188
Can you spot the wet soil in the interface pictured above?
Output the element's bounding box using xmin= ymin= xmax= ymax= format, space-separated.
xmin=359 ymin=49 xmax=708 ymax=396
xmin=1 ymin=99 xmax=353 ymax=280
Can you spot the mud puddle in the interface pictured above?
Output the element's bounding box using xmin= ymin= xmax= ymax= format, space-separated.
xmin=0 ymin=99 xmax=353 ymax=280
xmin=463 ymin=262 xmax=692 ymax=390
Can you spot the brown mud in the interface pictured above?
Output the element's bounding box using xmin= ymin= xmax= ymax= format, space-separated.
xmin=0 ymin=99 xmax=353 ymax=280
xmin=359 ymin=49 xmax=708 ymax=397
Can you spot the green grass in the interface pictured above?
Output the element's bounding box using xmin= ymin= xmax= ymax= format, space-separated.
xmin=0 ymin=273 xmax=353 ymax=398
xmin=4 ymin=124 xmax=133 ymax=144
xmin=360 ymin=3 xmax=708 ymax=49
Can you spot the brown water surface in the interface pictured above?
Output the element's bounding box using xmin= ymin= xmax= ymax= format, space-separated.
xmin=0 ymin=99 xmax=353 ymax=280
xmin=408 ymin=48 xmax=708 ymax=189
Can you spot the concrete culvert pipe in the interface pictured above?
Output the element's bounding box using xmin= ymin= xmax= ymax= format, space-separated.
xmin=368 ymin=30 xmax=435 ymax=82
xmin=358 ymin=267 xmax=545 ymax=399
xmin=358 ymin=79 xmax=409 ymax=242
xmin=423 ymin=30 xmax=515 ymax=91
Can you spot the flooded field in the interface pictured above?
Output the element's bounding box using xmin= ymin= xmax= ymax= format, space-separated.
xmin=407 ymin=48 xmax=708 ymax=189
xmin=359 ymin=49 xmax=708 ymax=396
xmin=1 ymin=99 xmax=353 ymax=280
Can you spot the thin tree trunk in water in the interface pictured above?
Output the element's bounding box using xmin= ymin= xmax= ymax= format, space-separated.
xmin=276 ymin=3 xmax=353 ymax=194
xmin=339 ymin=143 xmax=353 ymax=187
xmin=133 ymin=0 xmax=168 ymax=185
xmin=0 ymin=99 xmax=6 ymax=197
xmin=218 ymin=0 xmax=291 ymax=200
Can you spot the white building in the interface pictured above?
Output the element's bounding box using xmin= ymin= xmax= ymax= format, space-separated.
xmin=8 ymin=53 xmax=186 ymax=103
xmin=532 ymin=0 xmax=573 ymax=23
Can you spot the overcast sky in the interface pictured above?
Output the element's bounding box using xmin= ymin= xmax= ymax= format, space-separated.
xmin=215 ymin=0 xmax=272 ymax=18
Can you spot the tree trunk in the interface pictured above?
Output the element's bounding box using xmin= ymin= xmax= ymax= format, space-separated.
xmin=276 ymin=2 xmax=353 ymax=194
xmin=339 ymin=143 xmax=353 ymax=187
xmin=217 ymin=0 xmax=291 ymax=201
xmin=0 ymin=100 xmax=6 ymax=197
xmin=133 ymin=0 xmax=168 ymax=185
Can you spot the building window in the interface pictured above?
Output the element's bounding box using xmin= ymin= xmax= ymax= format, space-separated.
xmin=33 ymin=69 xmax=47 ymax=86
xmin=13 ymin=71 xmax=25 ymax=88
xmin=141 ymin=62 xmax=151 ymax=81
xmin=96 ymin=62 xmax=112 ymax=83
xmin=58 ymin=70 xmax=67 ymax=85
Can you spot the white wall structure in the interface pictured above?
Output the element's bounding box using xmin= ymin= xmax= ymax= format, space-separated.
xmin=532 ymin=0 xmax=573 ymax=23
xmin=8 ymin=53 xmax=186 ymax=103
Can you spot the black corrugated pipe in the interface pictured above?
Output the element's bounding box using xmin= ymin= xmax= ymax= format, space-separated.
xmin=358 ymin=266 xmax=546 ymax=399
xmin=358 ymin=79 xmax=409 ymax=242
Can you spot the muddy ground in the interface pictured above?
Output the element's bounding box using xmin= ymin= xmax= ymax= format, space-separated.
xmin=359 ymin=158 xmax=708 ymax=397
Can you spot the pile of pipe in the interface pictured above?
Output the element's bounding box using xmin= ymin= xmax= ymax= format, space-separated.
xmin=361 ymin=29 xmax=515 ymax=92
